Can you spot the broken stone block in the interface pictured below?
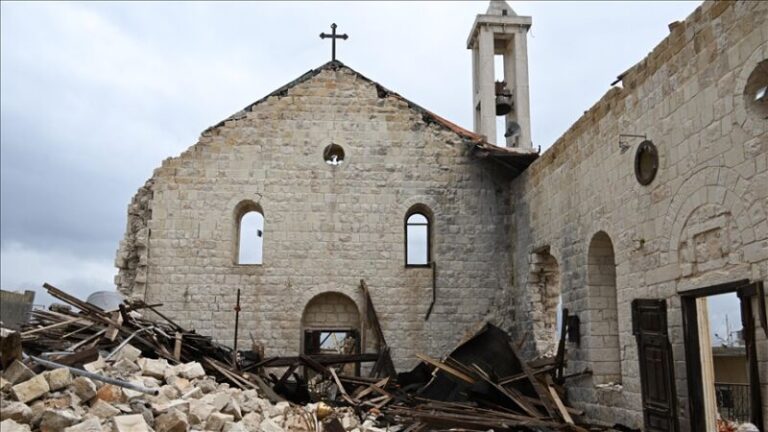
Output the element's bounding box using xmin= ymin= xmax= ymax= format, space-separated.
xmin=63 ymin=417 xmax=103 ymax=432
xmin=95 ymin=384 xmax=126 ymax=403
xmin=267 ymin=401 xmax=290 ymax=418
xmin=222 ymin=421 xmax=248 ymax=432
xmin=151 ymin=399 xmax=189 ymax=415
xmin=166 ymin=376 xmax=190 ymax=393
xmin=259 ymin=417 xmax=284 ymax=432
xmin=223 ymin=398 xmax=242 ymax=420
xmin=0 ymin=419 xmax=31 ymax=432
xmin=113 ymin=358 xmax=141 ymax=374
xmin=113 ymin=414 xmax=150 ymax=432
xmin=129 ymin=401 xmax=155 ymax=428
xmin=113 ymin=344 xmax=141 ymax=363
xmin=188 ymin=400 xmax=215 ymax=425
xmin=0 ymin=401 xmax=32 ymax=423
xmin=179 ymin=362 xmax=205 ymax=380
xmin=70 ymin=377 xmax=97 ymax=401
xmin=43 ymin=367 xmax=72 ymax=391
xmin=157 ymin=384 xmax=180 ymax=400
xmin=3 ymin=360 xmax=35 ymax=385
xmin=196 ymin=378 xmax=217 ymax=394
xmin=122 ymin=380 xmax=150 ymax=400
xmin=206 ymin=412 xmax=234 ymax=432
xmin=240 ymin=412 xmax=262 ymax=430
xmin=154 ymin=408 xmax=188 ymax=432
xmin=141 ymin=358 xmax=168 ymax=379
xmin=89 ymin=399 xmax=121 ymax=419
xmin=12 ymin=374 xmax=50 ymax=403
xmin=1 ymin=376 xmax=12 ymax=392
xmin=82 ymin=357 xmax=106 ymax=374
xmin=39 ymin=409 xmax=81 ymax=432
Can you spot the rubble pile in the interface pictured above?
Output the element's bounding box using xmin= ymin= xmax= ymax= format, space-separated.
xmin=1 ymin=348 xmax=371 ymax=432
xmin=1 ymin=282 xmax=621 ymax=431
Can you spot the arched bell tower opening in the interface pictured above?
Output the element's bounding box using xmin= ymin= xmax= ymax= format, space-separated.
xmin=467 ymin=0 xmax=533 ymax=149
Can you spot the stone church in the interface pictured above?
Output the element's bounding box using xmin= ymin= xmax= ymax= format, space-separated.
xmin=116 ymin=1 xmax=767 ymax=430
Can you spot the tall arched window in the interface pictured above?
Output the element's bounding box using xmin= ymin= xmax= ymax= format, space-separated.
xmin=235 ymin=201 xmax=264 ymax=265
xmin=405 ymin=206 xmax=431 ymax=266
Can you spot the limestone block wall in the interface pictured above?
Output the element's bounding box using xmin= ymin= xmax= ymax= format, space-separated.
xmin=115 ymin=64 xmax=513 ymax=369
xmin=496 ymin=1 xmax=768 ymax=430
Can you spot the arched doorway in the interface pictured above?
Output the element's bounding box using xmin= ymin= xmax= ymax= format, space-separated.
xmin=301 ymin=292 xmax=361 ymax=374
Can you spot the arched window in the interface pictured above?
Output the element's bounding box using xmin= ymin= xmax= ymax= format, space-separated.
xmin=405 ymin=206 xmax=431 ymax=266
xmin=235 ymin=201 xmax=264 ymax=265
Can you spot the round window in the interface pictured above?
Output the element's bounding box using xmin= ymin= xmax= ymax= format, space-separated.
xmin=744 ymin=59 xmax=767 ymax=120
xmin=323 ymin=143 xmax=345 ymax=166
xmin=634 ymin=140 xmax=658 ymax=186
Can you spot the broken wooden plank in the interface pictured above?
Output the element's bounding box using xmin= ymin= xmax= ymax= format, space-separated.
xmin=173 ymin=332 xmax=182 ymax=361
xmin=328 ymin=367 xmax=357 ymax=406
xmin=360 ymin=279 xmax=396 ymax=377
xmin=416 ymin=353 xmax=476 ymax=384
xmin=105 ymin=311 xmax=123 ymax=341
xmin=547 ymin=384 xmax=574 ymax=425
xmin=471 ymin=363 xmax=542 ymax=419
xmin=507 ymin=341 xmax=559 ymax=419
xmin=21 ymin=317 xmax=87 ymax=337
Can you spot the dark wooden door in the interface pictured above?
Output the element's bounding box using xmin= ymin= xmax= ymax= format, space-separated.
xmin=632 ymin=299 xmax=679 ymax=432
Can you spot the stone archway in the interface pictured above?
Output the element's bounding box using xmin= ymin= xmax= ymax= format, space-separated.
xmin=586 ymin=231 xmax=620 ymax=384
xmin=301 ymin=292 xmax=361 ymax=365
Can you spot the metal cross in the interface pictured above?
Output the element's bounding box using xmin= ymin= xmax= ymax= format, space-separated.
xmin=319 ymin=23 xmax=348 ymax=61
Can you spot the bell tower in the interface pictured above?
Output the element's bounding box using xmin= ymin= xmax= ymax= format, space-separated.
xmin=467 ymin=0 xmax=532 ymax=148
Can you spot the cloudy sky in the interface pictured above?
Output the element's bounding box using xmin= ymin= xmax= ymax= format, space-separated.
xmin=4 ymin=1 xmax=740 ymax=337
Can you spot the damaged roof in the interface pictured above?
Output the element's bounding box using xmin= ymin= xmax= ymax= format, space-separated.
xmin=204 ymin=60 xmax=537 ymax=176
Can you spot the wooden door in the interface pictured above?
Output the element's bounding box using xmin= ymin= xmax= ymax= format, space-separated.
xmin=632 ymin=299 xmax=679 ymax=432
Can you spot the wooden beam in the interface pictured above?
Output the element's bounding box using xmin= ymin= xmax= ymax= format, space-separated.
xmin=415 ymin=353 xmax=476 ymax=384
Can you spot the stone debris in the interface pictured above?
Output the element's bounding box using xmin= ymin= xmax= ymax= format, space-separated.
xmin=3 ymin=360 xmax=35 ymax=385
xmin=42 ymin=368 xmax=71 ymax=391
xmin=63 ymin=417 xmax=103 ymax=432
xmin=1 ymin=343 xmax=390 ymax=432
xmin=70 ymin=377 xmax=97 ymax=401
xmin=2 ymin=283 xmax=602 ymax=432
xmin=1 ymin=418 xmax=32 ymax=432
xmin=12 ymin=375 xmax=50 ymax=404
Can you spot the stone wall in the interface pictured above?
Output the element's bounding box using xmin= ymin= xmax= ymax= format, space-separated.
xmin=116 ymin=63 xmax=514 ymax=368
xmin=498 ymin=1 xmax=767 ymax=429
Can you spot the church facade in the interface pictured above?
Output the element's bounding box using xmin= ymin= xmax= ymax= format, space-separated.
xmin=116 ymin=1 xmax=767 ymax=430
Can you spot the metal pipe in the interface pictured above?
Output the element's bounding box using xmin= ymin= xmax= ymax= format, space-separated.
xmin=425 ymin=261 xmax=437 ymax=321
xmin=233 ymin=289 xmax=241 ymax=370
xmin=26 ymin=354 xmax=159 ymax=396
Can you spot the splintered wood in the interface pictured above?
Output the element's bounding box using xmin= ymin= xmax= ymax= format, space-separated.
xmin=13 ymin=282 xmax=609 ymax=431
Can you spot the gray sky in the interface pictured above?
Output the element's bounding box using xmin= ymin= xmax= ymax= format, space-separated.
xmin=5 ymin=1 xmax=738 ymax=337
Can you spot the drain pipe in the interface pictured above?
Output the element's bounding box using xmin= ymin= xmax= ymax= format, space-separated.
xmin=425 ymin=261 xmax=437 ymax=321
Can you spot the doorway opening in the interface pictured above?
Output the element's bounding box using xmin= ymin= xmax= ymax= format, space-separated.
xmin=681 ymin=280 xmax=765 ymax=432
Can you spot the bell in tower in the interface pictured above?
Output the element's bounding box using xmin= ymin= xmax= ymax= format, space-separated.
xmin=467 ymin=0 xmax=533 ymax=149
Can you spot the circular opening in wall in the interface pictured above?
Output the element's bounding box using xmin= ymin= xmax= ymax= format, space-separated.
xmin=744 ymin=59 xmax=768 ymax=120
xmin=323 ymin=143 xmax=345 ymax=166
xmin=634 ymin=140 xmax=658 ymax=186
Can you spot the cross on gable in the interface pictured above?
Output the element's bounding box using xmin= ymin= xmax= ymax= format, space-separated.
xmin=319 ymin=23 xmax=348 ymax=61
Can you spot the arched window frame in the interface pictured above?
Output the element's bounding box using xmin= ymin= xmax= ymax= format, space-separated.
xmin=234 ymin=200 xmax=264 ymax=265
xmin=404 ymin=204 xmax=433 ymax=268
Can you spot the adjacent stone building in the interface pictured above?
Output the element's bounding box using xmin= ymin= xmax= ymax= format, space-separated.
xmin=117 ymin=1 xmax=767 ymax=430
